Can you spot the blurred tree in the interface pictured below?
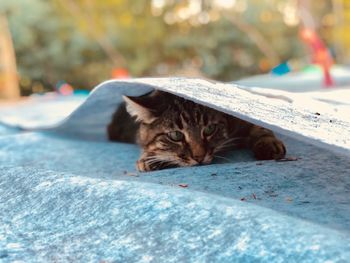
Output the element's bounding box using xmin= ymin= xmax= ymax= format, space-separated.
xmin=2 ymin=0 xmax=341 ymax=95
xmin=1 ymin=0 xmax=109 ymax=94
xmin=55 ymin=0 xmax=169 ymax=76
xmin=150 ymin=0 xmax=302 ymax=80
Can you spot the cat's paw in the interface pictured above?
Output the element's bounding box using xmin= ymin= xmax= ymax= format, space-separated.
xmin=253 ymin=136 xmax=286 ymax=160
xmin=136 ymin=159 xmax=151 ymax=172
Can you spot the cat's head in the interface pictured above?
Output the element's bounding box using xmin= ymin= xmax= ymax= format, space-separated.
xmin=123 ymin=90 xmax=234 ymax=170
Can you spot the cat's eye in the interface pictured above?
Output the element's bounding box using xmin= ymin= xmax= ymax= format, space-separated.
xmin=167 ymin=131 xmax=184 ymax=142
xmin=203 ymin=124 xmax=217 ymax=136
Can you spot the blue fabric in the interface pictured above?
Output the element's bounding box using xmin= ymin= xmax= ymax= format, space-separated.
xmin=0 ymin=78 xmax=349 ymax=262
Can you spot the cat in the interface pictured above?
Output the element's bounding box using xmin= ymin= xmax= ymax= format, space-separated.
xmin=108 ymin=90 xmax=286 ymax=172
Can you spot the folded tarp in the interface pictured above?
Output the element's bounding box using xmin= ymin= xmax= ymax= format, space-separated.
xmin=45 ymin=78 xmax=349 ymax=156
xmin=0 ymin=77 xmax=349 ymax=262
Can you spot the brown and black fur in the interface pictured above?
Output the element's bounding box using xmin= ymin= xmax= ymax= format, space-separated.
xmin=108 ymin=90 xmax=286 ymax=172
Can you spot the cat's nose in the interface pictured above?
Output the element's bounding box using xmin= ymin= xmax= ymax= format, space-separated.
xmin=193 ymin=155 xmax=205 ymax=164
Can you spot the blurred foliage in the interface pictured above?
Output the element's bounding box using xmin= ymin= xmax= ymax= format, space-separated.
xmin=0 ymin=0 xmax=347 ymax=94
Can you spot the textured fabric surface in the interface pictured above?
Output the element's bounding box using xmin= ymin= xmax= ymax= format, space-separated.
xmin=50 ymin=78 xmax=350 ymax=156
xmin=0 ymin=77 xmax=349 ymax=262
xmin=0 ymin=95 xmax=85 ymax=129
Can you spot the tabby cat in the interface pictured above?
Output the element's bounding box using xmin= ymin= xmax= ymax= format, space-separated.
xmin=108 ymin=90 xmax=286 ymax=172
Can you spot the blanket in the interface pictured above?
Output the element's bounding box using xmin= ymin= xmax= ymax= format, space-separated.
xmin=0 ymin=77 xmax=349 ymax=262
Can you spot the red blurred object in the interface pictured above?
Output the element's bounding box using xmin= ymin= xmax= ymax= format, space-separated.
xmin=59 ymin=83 xmax=74 ymax=96
xmin=300 ymin=28 xmax=334 ymax=87
xmin=112 ymin=68 xmax=130 ymax=79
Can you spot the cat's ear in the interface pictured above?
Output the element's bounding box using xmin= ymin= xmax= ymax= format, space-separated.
xmin=123 ymin=95 xmax=157 ymax=124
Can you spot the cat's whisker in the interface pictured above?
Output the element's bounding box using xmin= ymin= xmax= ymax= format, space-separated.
xmin=213 ymin=137 xmax=245 ymax=154
xmin=220 ymin=137 xmax=245 ymax=144
xmin=146 ymin=155 xmax=175 ymax=161
xmin=215 ymin=146 xmax=237 ymax=154
xmin=144 ymin=156 xmax=165 ymax=162
xmin=145 ymin=158 xmax=169 ymax=165
xmin=217 ymin=141 xmax=236 ymax=149
xmin=143 ymin=154 xmax=180 ymax=167
xmin=214 ymin=142 xmax=240 ymax=154
xmin=227 ymin=136 xmax=245 ymax=142
xmin=214 ymin=155 xmax=232 ymax=162
xmin=218 ymin=137 xmax=243 ymax=147
xmin=218 ymin=142 xmax=239 ymax=149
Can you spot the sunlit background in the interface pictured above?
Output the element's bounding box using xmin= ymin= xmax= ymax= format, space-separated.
xmin=0 ymin=0 xmax=349 ymax=98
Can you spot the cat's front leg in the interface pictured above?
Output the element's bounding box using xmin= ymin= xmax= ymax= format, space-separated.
xmin=248 ymin=125 xmax=286 ymax=160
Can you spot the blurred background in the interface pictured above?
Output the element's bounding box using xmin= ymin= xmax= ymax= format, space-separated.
xmin=0 ymin=0 xmax=349 ymax=99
